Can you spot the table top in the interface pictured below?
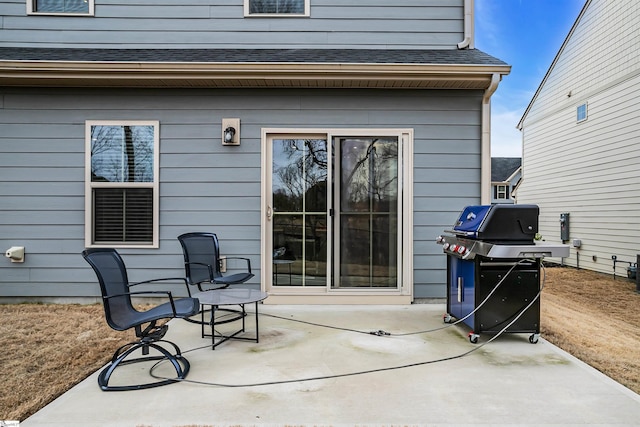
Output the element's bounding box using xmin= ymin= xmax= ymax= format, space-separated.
xmin=193 ymin=288 xmax=268 ymax=306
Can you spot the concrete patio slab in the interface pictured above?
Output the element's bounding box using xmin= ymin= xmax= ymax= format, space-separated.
xmin=21 ymin=303 xmax=640 ymax=426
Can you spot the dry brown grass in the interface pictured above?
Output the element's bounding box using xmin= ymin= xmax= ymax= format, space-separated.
xmin=540 ymin=265 xmax=640 ymax=394
xmin=0 ymin=304 xmax=133 ymax=421
xmin=1 ymin=266 xmax=639 ymax=422
xmin=0 ymin=304 xmax=144 ymax=422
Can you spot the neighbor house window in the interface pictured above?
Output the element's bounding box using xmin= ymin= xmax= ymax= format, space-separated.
xmin=85 ymin=121 xmax=159 ymax=248
xmin=28 ymin=0 xmax=93 ymax=15
xmin=495 ymin=185 xmax=509 ymax=200
xmin=245 ymin=0 xmax=309 ymax=16
xmin=577 ymin=103 xmax=588 ymax=122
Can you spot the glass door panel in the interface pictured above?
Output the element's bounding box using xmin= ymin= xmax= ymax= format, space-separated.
xmin=272 ymin=138 xmax=328 ymax=287
xmin=335 ymin=137 xmax=399 ymax=289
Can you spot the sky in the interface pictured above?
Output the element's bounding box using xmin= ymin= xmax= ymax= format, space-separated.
xmin=474 ymin=0 xmax=587 ymax=157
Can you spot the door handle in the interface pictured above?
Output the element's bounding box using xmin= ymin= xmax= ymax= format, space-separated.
xmin=267 ymin=205 xmax=272 ymax=220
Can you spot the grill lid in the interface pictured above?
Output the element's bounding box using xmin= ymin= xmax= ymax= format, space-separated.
xmin=451 ymin=204 xmax=539 ymax=243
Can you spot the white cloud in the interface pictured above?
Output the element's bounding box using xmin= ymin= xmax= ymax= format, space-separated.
xmin=490 ymin=110 xmax=522 ymax=157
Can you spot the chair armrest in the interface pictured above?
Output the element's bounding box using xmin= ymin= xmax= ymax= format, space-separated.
xmin=129 ymin=277 xmax=192 ymax=297
xmin=104 ymin=290 xmax=178 ymax=315
xmin=221 ymin=256 xmax=252 ymax=274
xmin=129 ymin=277 xmax=188 ymax=287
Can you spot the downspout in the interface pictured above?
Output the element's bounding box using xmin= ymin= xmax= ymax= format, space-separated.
xmin=481 ymin=73 xmax=501 ymax=204
xmin=457 ymin=0 xmax=475 ymax=49
xmin=457 ymin=0 xmax=493 ymax=202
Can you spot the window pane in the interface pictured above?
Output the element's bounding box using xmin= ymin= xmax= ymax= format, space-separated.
xmin=304 ymin=214 xmax=327 ymax=286
xmin=577 ymin=104 xmax=587 ymax=122
xmin=91 ymin=125 xmax=154 ymax=183
xmin=125 ymin=189 xmax=154 ymax=242
xmin=303 ymin=139 xmax=328 ymax=212
xmin=35 ymin=0 xmax=89 ymax=13
xmin=273 ymin=214 xmax=303 ymax=286
xmin=250 ymin=0 xmax=305 ymax=14
xmin=272 ymin=139 xmax=305 ymax=212
xmin=340 ymin=137 xmax=398 ymax=213
xmin=93 ymin=188 xmax=153 ymax=244
xmin=93 ymin=189 xmax=123 ymax=242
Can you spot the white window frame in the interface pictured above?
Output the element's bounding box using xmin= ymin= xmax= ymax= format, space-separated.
xmin=577 ymin=102 xmax=588 ymax=123
xmin=84 ymin=120 xmax=160 ymax=249
xmin=244 ymin=0 xmax=310 ymax=17
xmin=27 ymin=0 xmax=94 ymax=16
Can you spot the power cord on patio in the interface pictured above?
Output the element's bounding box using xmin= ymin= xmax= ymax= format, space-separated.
xmin=260 ymin=312 xmax=378 ymax=335
xmin=261 ymin=258 xmax=537 ymax=337
xmin=149 ymin=261 xmax=547 ymax=388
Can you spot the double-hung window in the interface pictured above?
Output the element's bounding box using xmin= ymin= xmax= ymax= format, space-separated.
xmin=245 ymin=0 xmax=309 ymax=16
xmin=496 ymin=184 xmax=508 ymax=200
xmin=28 ymin=0 xmax=94 ymax=15
xmin=85 ymin=121 xmax=159 ymax=248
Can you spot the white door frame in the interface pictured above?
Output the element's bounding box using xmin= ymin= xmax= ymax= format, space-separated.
xmin=260 ymin=128 xmax=414 ymax=304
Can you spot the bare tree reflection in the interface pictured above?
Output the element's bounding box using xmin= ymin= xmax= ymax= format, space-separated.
xmin=341 ymin=138 xmax=398 ymax=211
xmin=90 ymin=125 xmax=154 ymax=183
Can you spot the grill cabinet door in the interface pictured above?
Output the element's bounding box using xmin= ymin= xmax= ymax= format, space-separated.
xmin=476 ymin=262 xmax=540 ymax=334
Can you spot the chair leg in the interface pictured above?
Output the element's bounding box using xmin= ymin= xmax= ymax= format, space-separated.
xmin=98 ymin=340 xmax=190 ymax=392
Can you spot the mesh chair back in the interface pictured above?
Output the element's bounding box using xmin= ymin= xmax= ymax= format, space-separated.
xmin=178 ymin=232 xmax=222 ymax=285
xmin=82 ymin=248 xmax=138 ymax=331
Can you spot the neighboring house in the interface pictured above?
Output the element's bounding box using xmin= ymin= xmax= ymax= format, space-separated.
xmin=0 ymin=0 xmax=510 ymax=303
xmin=517 ymin=0 xmax=639 ymax=276
xmin=490 ymin=157 xmax=521 ymax=204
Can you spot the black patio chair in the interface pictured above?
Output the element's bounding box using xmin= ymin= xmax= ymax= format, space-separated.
xmin=82 ymin=248 xmax=200 ymax=392
xmin=178 ymin=232 xmax=254 ymax=292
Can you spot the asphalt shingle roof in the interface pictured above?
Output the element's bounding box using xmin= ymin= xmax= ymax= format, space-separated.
xmin=491 ymin=157 xmax=521 ymax=181
xmin=0 ymin=47 xmax=507 ymax=65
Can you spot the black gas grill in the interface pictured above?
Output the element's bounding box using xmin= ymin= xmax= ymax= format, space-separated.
xmin=436 ymin=204 xmax=569 ymax=343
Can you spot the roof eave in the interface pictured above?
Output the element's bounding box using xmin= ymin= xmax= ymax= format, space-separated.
xmin=0 ymin=61 xmax=511 ymax=89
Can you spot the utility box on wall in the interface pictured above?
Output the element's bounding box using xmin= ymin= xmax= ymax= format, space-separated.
xmin=560 ymin=213 xmax=570 ymax=242
xmin=637 ymin=254 xmax=640 ymax=293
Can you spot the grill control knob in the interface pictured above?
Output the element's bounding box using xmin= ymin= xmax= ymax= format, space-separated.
xmin=457 ymin=246 xmax=466 ymax=254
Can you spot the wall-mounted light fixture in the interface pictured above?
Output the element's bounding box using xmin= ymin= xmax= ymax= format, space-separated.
xmin=224 ymin=126 xmax=235 ymax=144
xmin=221 ymin=118 xmax=240 ymax=146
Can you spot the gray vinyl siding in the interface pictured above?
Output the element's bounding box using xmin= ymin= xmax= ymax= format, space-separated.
xmin=0 ymin=0 xmax=464 ymax=49
xmin=518 ymin=0 xmax=640 ymax=276
xmin=0 ymin=87 xmax=482 ymax=299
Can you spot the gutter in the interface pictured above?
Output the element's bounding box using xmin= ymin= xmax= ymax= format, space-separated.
xmin=0 ymin=61 xmax=510 ymax=88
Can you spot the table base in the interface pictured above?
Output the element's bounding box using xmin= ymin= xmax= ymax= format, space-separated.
xmin=200 ymin=302 xmax=260 ymax=350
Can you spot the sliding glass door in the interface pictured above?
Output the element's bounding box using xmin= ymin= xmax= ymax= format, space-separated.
xmin=266 ymin=132 xmax=404 ymax=293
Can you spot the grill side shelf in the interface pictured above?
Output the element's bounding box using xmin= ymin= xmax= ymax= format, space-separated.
xmin=486 ymin=243 xmax=570 ymax=259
